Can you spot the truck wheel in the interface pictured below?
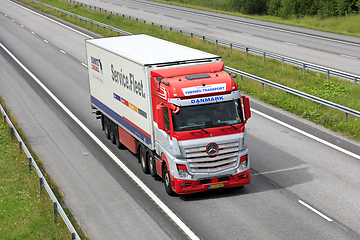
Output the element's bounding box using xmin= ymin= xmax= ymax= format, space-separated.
xmin=115 ymin=125 xmax=125 ymax=149
xmin=104 ymin=117 xmax=110 ymax=140
xmin=148 ymin=152 xmax=157 ymax=178
xmin=140 ymin=145 xmax=149 ymax=174
xmin=163 ymin=166 xmax=175 ymax=196
xmin=109 ymin=121 xmax=116 ymax=144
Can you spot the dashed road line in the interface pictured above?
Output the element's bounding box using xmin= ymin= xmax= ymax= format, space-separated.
xmin=299 ymin=200 xmax=333 ymax=222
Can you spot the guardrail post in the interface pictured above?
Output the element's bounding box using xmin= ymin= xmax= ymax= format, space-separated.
xmin=29 ymin=157 xmax=32 ymax=173
xmin=355 ymin=77 xmax=357 ymax=87
xmin=246 ymin=48 xmax=248 ymax=59
xmin=19 ymin=141 xmax=22 ymax=154
xmin=203 ymin=36 xmax=205 ymax=45
xmin=136 ymin=18 xmax=138 ymax=23
xmin=71 ymin=233 xmax=76 ymax=240
xmin=144 ymin=20 xmax=146 ymax=26
xmin=3 ymin=115 xmax=5 ymax=124
xmin=282 ymin=58 xmax=284 ymax=68
xmin=262 ymin=83 xmax=264 ymax=91
xmin=191 ymin=33 xmax=193 ymax=42
xmin=263 ymin=52 xmax=265 ymax=63
xmin=170 ymin=27 xmax=172 ymax=33
xmin=10 ymin=127 xmax=14 ymax=139
xmin=230 ymin=43 xmax=232 ymax=53
xmin=345 ymin=113 xmax=348 ymax=122
xmin=54 ymin=202 xmax=58 ymax=224
xmin=123 ymin=15 xmax=125 ymax=20
xmin=327 ymin=70 xmax=330 ymax=82
xmin=160 ymin=25 xmax=162 ymax=31
xmin=40 ymin=177 xmax=44 ymax=196
xmin=303 ymin=64 xmax=306 ymax=75
xmin=241 ymin=75 xmax=243 ymax=82
xmin=180 ymin=29 xmax=182 ymax=36
xmin=216 ymin=40 xmax=218 ymax=51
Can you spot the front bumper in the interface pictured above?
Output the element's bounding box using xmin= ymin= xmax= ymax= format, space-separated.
xmin=171 ymin=169 xmax=251 ymax=195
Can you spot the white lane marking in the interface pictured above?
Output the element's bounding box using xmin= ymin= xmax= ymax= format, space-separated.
xmin=44 ymin=39 xmax=49 ymax=43
xmin=299 ymin=200 xmax=333 ymax=222
xmin=60 ymin=50 xmax=66 ymax=54
xmin=242 ymin=32 xmax=252 ymax=36
xmin=208 ymin=25 xmax=217 ymax=28
xmin=81 ymin=62 xmax=87 ymax=67
xmin=251 ymin=108 xmax=360 ymax=161
xmin=0 ymin=43 xmax=200 ymax=240
xmin=21 ymin=25 xmax=24 ymax=28
xmin=284 ymin=42 xmax=298 ymax=46
xmin=31 ymin=31 xmax=35 ymax=34
xmin=340 ymin=54 xmax=358 ymax=60
xmin=8 ymin=0 xmax=93 ymax=39
xmin=252 ymin=165 xmax=308 ymax=176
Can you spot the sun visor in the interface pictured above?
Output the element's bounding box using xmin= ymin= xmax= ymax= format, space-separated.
xmin=151 ymin=62 xmax=224 ymax=78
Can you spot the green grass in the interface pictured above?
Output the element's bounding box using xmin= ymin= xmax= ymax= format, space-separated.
xmin=149 ymin=0 xmax=360 ymax=38
xmin=19 ymin=0 xmax=360 ymax=141
xmin=0 ymin=98 xmax=87 ymax=239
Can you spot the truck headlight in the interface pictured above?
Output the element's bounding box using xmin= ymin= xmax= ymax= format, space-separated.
xmin=236 ymin=155 xmax=248 ymax=173
xmin=177 ymin=164 xmax=192 ymax=179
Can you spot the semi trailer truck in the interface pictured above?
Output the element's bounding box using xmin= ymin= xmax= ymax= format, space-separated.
xmin=86 ymin=34 xmax=251 ymax=195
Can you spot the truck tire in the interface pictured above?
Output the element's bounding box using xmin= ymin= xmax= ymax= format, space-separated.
xmin=163 ymin=166 xmax=175 ymax=196
xmin=104 ymin=116 xmax=110 ymax=140
xmin=139 ymin=145 xmax=149 ymax=174
xmin=109 ymin=121 xmax=116 ymax=144
xmin=148 ymin=152 xmax=157 ymax=178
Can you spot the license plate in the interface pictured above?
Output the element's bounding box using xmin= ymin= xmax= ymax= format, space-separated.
xmin=208 ymin=183 xmax=224 ymax=189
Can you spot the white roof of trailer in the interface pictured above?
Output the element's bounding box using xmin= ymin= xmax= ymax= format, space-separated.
xmin=87 ymin=34 xmax=219 ymax=66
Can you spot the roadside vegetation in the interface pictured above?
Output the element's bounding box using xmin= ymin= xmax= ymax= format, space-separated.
xmin=0 ymin=97 xmax=87 ymax=239
xmin=151 ymin=0 xmax=360 ymax=38
xmin=19 ymin=0 xmax=360 ymax=141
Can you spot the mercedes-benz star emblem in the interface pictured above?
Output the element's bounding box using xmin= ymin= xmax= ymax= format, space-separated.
xmin=206 ymin=143 xmax=219 ymax=156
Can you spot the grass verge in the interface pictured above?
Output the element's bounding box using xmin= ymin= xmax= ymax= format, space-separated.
xmin=0 ymin=97 xmax=87 ymax=239
xmin=17 ymin=0 xmax=360 ymax=142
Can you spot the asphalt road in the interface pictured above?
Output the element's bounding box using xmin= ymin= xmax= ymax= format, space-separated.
xmin=1 ymin=1 xmax=360 ymax=239
xmin=78 ymin=0 xmax=360 ymax=76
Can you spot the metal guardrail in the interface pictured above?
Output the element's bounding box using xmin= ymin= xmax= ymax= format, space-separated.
xmin=0 ymin=103 xmax=81 ymax=240
xmin=30 ymin=0 xmax=360 ymax=121
xmin=225 ymin=66 xmax=360 ymax=121
xmin=57 ymin=0 xmax=360 ymax=87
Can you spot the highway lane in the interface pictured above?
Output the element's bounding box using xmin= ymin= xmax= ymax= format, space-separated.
xmin=77 ymin=0 xmax=360 ymax=76
xmin=0 ymin=7 xmax=181 ymax=240
xmin=1 ymin=1 xmax=360 ymax=239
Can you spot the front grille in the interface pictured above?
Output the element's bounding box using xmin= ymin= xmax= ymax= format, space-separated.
xmin=185 ymin=142 xmax=239 ymax=173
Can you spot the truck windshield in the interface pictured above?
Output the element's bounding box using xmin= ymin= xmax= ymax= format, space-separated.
xmin=172 ymin=99 xmax=243 ymax=132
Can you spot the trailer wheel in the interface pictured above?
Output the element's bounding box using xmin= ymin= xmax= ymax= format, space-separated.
xmin=148 ymin=152 xmax=157 ymax=178
xmin=104 ymin=116 xmax=110 ymax=140
xmin=109 ymin=121 xmax=116 ymax=144
xmin=163 ymin=166 xmax=175 ymax=196
xmin=139 ymin=145 xmax=149 ymax=174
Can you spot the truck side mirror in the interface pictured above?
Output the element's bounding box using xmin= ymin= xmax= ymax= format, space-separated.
xmin=242 ymin=96 xmax=251 ymax=121
xmin=169 ymin=103 xmax=180 ymax=114
xmin=157 ymin=104 xmax=165 ymax=130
